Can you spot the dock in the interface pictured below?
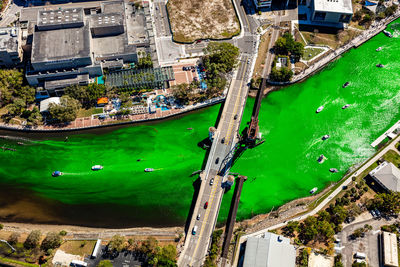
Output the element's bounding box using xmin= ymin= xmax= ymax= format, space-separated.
xmin=371 ymin=120 xmax=400 ymax=147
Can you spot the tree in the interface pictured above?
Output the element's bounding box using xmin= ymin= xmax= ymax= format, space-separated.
xmin=97 ymin=260 xmax=113 ymax=267
xmin=330 ymin=205 xmax=348 ymax=225
xmin=385 ymin=4 xmax=398 ymax=17
xmin=108 ymin=235 xmax=125 ymax=252
xmin=352 ymin=10 xmax=363 ymax=21
xmin=41 ymin=232 xmax=62 ymax=251
xmin=370 ymin=192 xmax=400 ymax=214
xmin=65 ymin=84 xmax=106 ymax=108
xmin=283 ymin=221 xmax=299 ymax=237
xmin=48 ymin=95 xmax=81 ymax=123
xmin=24 ymin=230 xmax=41 ymax=249
xmin=0 ymin=69 xmax=35 ymax=107
xmin=0 ymin=224 xmax=3 ymax=230
xmin=7 ymin=233 xmax=20 ymax=245
xmin=150 ymin=244 xmax=177 ymax=266
xmin=138 ymin=53 xmax=153 ymax=69
xmin=203 ymin=42 xmax=239 ymax=73
xmin=317 ymin=210 xmax=331 ymax=222
xmin=171 ymin=83 xmax=193 ymax=105
xmin=300 ymin=216 xmax=318 ymax=243
xmin=140 ymin=237 xmax=158 ymax=255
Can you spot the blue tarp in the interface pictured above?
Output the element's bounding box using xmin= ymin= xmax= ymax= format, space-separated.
xmin=365 ymin=1 xmax=377 ymax=6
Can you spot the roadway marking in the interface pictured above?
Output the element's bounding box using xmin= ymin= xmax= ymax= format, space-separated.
xmin=224 ymin=60 xmax=248 ymax=144
xmin=189 ymin=175 xmax=222 ymax=266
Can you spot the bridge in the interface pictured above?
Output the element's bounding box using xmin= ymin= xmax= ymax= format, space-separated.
xmin=178 ymin=54 xmax=252 ymax=267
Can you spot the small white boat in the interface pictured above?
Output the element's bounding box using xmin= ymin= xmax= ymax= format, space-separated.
xmin=316 ymin=106 xmax=324 ymax=113
xmin=376 ymin=47 xmax=382 ymax=51
xmin=383 ymin=30 xmax=393 ymax=38
xmin=342 ymin=104 xmax=350 ymax=109
xmin=376 ymin=64 xmax=384 ymax=68
xmin=322 ymin=135 xmax=330 ymax=141
xmin=318 ymin=154 xmax=326 ymax=163
xmin=91 ymin=165 xmax=103 ymax=171
xmin=310 ymin=187 xmax=318 ymax=194
xmin=342 ymin=82 xmax=350 ymax=88
xmin=144 ymin=168 xmax=154 ymax=172
xmin=330 ymin=168 xmax=338 ymax=173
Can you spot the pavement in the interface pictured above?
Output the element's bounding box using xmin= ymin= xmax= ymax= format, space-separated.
xmin=338 ymin=214 xmax=397 ymax=267
xmin=85 ymin=246 xmax=142 ymax=267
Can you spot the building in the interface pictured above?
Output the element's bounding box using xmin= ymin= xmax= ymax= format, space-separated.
xmin=253 ymin=0 xmax=272 ymax=9
xmin=310 ymin=0 xmax=353 ymax=24
xmin=39 ymin=97 xmax=60 ymax=113
xmin=380 ymin=231 xmax=399 ymax=267
xmin=24 ymin=0 xmax=155 ymax=95
xmin=105 ymin=67 xmax=175 ymax=91
xmin=0 ymin=27 xmax=22 ymax=67
xmin=369 ymin=161 xmax=400 ymax=192
xmin=242 ymin=233 xmax=296 ymax=267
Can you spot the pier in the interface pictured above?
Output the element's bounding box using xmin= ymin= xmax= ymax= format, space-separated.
xmin=371 ymin=120 xmax=400 ymax=147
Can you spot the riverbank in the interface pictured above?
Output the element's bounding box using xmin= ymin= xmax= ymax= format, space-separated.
xmin=0 ymin=96 xmax=224 ymax=132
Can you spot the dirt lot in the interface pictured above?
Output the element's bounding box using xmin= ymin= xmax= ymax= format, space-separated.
xmin=167 ymin=0 xmax=240 ymax=43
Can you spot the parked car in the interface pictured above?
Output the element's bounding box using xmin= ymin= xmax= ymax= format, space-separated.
xmin=375 ymin=209 xmax=381 ymax=217
xmin=197 ymin=214 xmax=200 ymax=220
xmin=370 ymin=209 xmax=376 ymax=218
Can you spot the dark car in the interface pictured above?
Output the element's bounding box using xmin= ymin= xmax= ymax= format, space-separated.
xmin=221 ymin=138 xmax=225 ymax=144
xmin=215 ymin=158 xmax=219 ymax=164
xmin=234 ymin=115 xmax=238 ymax=120
xmin=204 ymin=202 xmax=208 ymax=209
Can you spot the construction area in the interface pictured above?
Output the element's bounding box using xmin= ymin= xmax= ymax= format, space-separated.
xmin=166 ymin=0 xmax=240 ymax=43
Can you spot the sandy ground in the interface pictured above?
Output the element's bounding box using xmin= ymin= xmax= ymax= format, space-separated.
xmin=167 ymin=0 xmax=240 ymax=42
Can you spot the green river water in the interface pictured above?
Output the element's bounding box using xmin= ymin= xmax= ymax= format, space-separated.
xmin=1 ymin=22 xmax=400 ymax=228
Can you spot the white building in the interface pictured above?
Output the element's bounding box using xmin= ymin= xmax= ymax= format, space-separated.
xmin=369 ymin=161 xmax=400 ymax=192
xmin=381 ymin=231 xmax=399 ymax=267
xmin=242 ymin=233 xmax=296 ymax=267
xmin=310 ymin=0 xmax=353 ymax=24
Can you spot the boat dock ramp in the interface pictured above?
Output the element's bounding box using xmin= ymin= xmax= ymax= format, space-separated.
xmin=371 ymin=120 xmax=400 ymax=147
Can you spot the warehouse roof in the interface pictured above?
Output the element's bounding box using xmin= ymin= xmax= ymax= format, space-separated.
xmin=243 ymin=233 xmax=296 ymax=267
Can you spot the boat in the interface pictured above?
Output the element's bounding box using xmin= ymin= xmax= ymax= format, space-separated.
xmin=52 ymin=170 xmax=63 ymax=177
xmin=342 ymin=82 xmax=350 ymax=88
xmin=376 ymin=47 xmax=382 ymax=51
xmin=187 ymin=128 xmax=193 ymax=130
xmin=17 ymin=142 xmax=24 ymax=145
xmin=383 ymin=30 xmax=393 ymax=38
xmin=322 ymin=135 xmax=330 ymax=141
xmin=137 ymin=159 xmax=141 ymax=162
xmin=144 ymin=168 xmax=154 ymax=172
xmin=91 ymin=165 xmax=103 ymax=171
xmin=330 ymin=168 xmax=338 ymax=173
xmin=316 ymin=106 xmax=324 ymax=113
xmin=342 ymin=104 xmax=350 ymax=109
xmin=318 ymin=154 xmax=326 ymax=163
xmin=310 ymin=187 xmax=318 ymax=194
xmin=376 ymin=64 xmax=385 ymax=68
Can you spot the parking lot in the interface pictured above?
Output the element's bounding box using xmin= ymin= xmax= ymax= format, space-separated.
xmin=338 ymin=213 xmax=398 ymax=267
xmin=169 ymin=62 xmax=200 ymax=86
xmin=85 ymin=246 xmax=143 ymax=267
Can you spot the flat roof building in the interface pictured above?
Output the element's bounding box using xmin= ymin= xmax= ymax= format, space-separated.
xmin=0 ymin=27 xmax=22 ymax=67
xmin=311 ymin=0 xmax=353 ymax=24
xmin=369 ymin=161 xmax=400 ymax=192
xmin=381 ymin=231 xmax=399 ymax=267
xmin=242 ymin=233 xmax=296 ymax=267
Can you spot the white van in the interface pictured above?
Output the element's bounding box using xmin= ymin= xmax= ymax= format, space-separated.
xmin=355 ymin=252 xmax=366 ymax=259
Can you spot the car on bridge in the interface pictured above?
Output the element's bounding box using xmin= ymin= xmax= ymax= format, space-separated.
xmin=215 ymin=158 xmax=219 ymax=164
xmin=204 ymin=202 xmax=208 ymax=209
xmin=210 ymin=178 xmax=214 ymax=185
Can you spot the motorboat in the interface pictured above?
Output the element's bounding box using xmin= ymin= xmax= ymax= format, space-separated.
xmin=342 ymin=81 xmax=350 ymax=88
xmin=330 ymin=168 xmax=338 ymax=173
xmin=137 ymin=159 xmax=141 ymax=162
xmin=318 ymin=154 xmax=326 ymax=164
xmin=342 ymin=104 xmax=350 ymax=109
xmin=144 ymin=168 xmax=154 ymax=172
xmin=316 ymin=106 xmax=324 ymax=113
xmin=376 ymin=47 xmax=382 ymax=51
xmin=383 ymin=30 xmax=393 ymax=38
xmin=310 ymin=187 xmax=318 ymax=194
xmin=322 ymin=135 xmax=330 ymax=141
xmin=187 ymin=128 xmax=193 ymax=130
xmin=376 ymin=64 xmax=385 ymax=68
xmin=52 ymin=170 xmax=63 ymax=177
xmin=91 ymin=165 xmax=103 ymax=171
xmin=17 ymin=142 xmax=24 ymax=145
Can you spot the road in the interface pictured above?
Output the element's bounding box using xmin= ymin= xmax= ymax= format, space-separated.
xmin=232 ymin=133 xmax=400 ymax=266
xmin=178 ymin=55 xmax=250 ymax=267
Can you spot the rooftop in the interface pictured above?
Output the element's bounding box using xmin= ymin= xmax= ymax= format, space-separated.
xmin=37 ymin=8 xmax=84 ymax=29
xmin=243 ymin=233 xmax=296 ymax=267
xmin=370 ymin=161 xmax=400 ymax=192
xmin=40 ymin=97 xmax=60 ymax=112
xmin=314 ymin=0 xmax=353 ymax=14
xmin=382 ymin=231 xmax=399 ymax=267
xmin=32 ymin=23 xmax=91 ymax=63
xmin=102 ymin=1 xmax=125 ymax=14
xmin=0 ymin=27 xmax=19 ymax=53
xmin=90 ymin=13 xmax=124 ymax=28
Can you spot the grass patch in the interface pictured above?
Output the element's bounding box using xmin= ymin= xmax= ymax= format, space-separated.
xmin=0 ymin=256 xmax=39 ymax=267
xmin=382 ymin=149 xmax=400 ymax=166
xmin=59 ymin=240 xmax=96 ymax=256
xmin=77 ymin=107 xmax=103 ymax=118
xmin=302 ymin=47 xmax=324 ymax=61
